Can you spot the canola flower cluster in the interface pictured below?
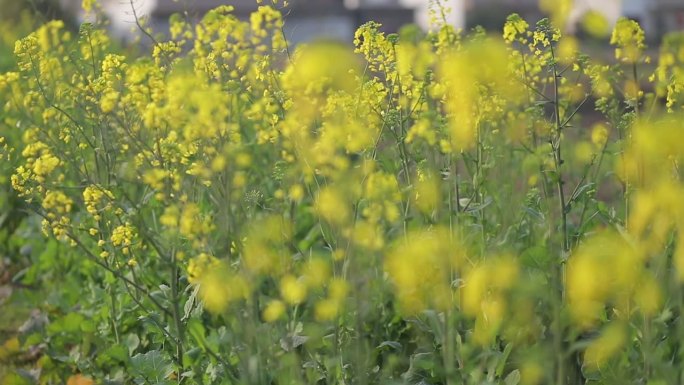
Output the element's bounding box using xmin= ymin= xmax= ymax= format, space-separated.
xmin=2 ymin=1 xmax=684 ymax=383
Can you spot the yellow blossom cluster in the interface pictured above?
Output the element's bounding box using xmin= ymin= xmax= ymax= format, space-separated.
xmin=610 ymin=18 xmax=646 ymax=64
xmin=654 ymin=33 xmax=684 ymax=110
xmin=82 ymin=185 xmax=114 ymax=220
xmin=385 ymin=228 xmax=463 ymax=314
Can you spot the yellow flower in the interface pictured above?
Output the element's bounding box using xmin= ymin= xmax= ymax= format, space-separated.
xmin=581 ymin=10 xmax=610 ymax=38
xmin=584 ymin=323 xmax=626 ymax=369
xmin=187 ymin=253 xmax=217 ymax=284
xmin=315 ymin=298 xmax=340 ymax=321
xmin=303 ymin=258 xmax=330 ymax=289
xmin=280 ymin=275 xmax=307 ymax=305
xmin=503 ymin=14 xmax=529 ymax=44
xmin=611 ymin=17 xmax=646 ymax=63
xmin=111 ymin=223 xmax=136 ymax=247
xmin=590 ymin=123 xmax=609 ymax=148
xmin=42 ymin=190 xmax=73 ymax=215
xmin=288 ymin=184 xmax=305 ymax=202
xmin=315 ymin=187 xmax=349 ymax=225
xmin=198 ymin=266 xmax=250 ymax=314
xmin=263 ymin=300 xmax=286 ymax=322
xmin=414 ymin=176 xmax=441 ymax=215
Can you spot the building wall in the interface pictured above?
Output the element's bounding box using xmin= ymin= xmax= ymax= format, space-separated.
xmin=652 ymin=0 xmax=684 ymax=39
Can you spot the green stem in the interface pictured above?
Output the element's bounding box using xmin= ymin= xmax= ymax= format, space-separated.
xmin=550 ymin=44 xmax=569 ymax=385
xmin=476 ymin=123 xmax=486 ymax=253
xmin=170 ymin=250 xmax=185 ymax=371
xmin=109 ymin=286 xmax=120 ymax=344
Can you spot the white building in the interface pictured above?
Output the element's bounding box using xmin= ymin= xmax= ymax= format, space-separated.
xmin=398 ymin=0 xmax=466 ymax=31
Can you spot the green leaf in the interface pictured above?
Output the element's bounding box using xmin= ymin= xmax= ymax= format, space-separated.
xmin=280 ymin=334 xmax=309 ymax=352
xmin=125 ymin=333 xmax=140 ymax=355
xmin=47 ymin=312 xmax=85 ymax=335
xmin=423 ymin=310 xmax=444 ymax=344
xmin=182 ymin=285 xmax=199 ymax=321
xmin=130 ymin=350 xmax=174 ymax=383
xmin=296 ymin=224 xmax=321 ymax=252
xmin=96 ymin=344 xmax=129 ymax=366
xmin=496 ymin=343 xmax=514 ymax=376
xmin=2 ymin=371 xmax=33 ymax=385
xmin=187 ymin=318 xmax=208 ymax=351
xmin=505 ymin=369 xmax=521 ymax=385
xmin=569 ymin=182 xmax=595 ymax=203
xmin=80 ymin=319 xmax=96 ymax=333
xmin=182 ymin=347 xmax=202 ymax=367
xmin=376 ymin=341 xmax=402 ymax=351
xmin=520 ymin=245 xmax=550 ymax=269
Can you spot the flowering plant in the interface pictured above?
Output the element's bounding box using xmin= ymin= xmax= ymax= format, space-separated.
xmin=1 ymin=2 xmax=684 ymax=384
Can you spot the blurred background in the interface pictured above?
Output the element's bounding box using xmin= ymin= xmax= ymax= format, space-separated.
xmin=2 ymin=0 xmax=683 ymax=44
